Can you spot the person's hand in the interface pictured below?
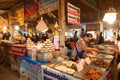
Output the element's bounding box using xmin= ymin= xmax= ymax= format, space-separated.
xmin=93 ymin=48 xmax=99 ymax=52
xmin=108 ymin=47 xmax=115 ymax=51
xmin=76 ymin=57 xmax=81 ymax=63
xmin=90 ymin=51 xmax=97 ymax=55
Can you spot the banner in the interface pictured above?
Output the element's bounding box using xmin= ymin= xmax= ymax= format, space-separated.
xmin=20 ymin=57 xmax=41 ymax=80
xmin=67 ymin=13 xmax=80 ymax=24
xmin=24 ymin=0 xmax=39 ymax=18
xmin=0 ymin=19 xmax=8 ymax=31
xmin=16 ymin=8 xmax=24 ymax=25
xmin=41 ymin=65 xmax=81 ymax=80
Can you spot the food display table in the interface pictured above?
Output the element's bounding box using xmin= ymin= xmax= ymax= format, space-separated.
xmin=19 ymin=53 xmax=115 ymax=80
xmin=19 ymin=44 xmax=116 ymax=80
xmin=41 ymin=58 xmax=113 ymax=80
xmin=40 ymin=44 xmax=116 ymax=80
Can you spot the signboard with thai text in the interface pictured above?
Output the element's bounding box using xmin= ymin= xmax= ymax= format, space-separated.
xmin=67 ymin=3 xmax=80 ymax=24
xmin=24 ymin=0 xmax=39 ymax=18
xmin=41 ymin=65 xmax=81 ymax=80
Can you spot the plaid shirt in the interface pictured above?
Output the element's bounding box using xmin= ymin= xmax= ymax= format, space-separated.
xmin=75 ymin=38 xmax=87 ymax=52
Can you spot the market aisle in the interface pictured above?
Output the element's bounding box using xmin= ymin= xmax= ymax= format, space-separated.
xmin=0 ymin=65 xmax=19 ymax=80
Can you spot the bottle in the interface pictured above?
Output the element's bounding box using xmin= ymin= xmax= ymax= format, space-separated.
xmin=31 ymin=47 xmax=36 ymax=60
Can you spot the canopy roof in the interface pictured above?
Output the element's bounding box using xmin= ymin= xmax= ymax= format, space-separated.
xmin=0 ymin=0 xmax=120 ymax=23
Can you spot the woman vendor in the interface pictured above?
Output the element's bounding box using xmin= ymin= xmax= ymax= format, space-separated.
xmin=72 ymin=33 xmax=98 ymax=61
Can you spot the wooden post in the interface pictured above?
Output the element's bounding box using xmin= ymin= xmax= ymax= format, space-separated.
xmin=8 ymin=12 xmax=13 ymax=38
xmin=58 ymin=0 xmax=66 ymax=55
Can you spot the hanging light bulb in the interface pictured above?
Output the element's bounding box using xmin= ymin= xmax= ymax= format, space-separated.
xmin=3 ymin=26 xmax=7 ymax=31
xmin=15 ymin=25 xmax=19 ymax=30
xmin=103 ymin=7 xmax=117 ymax=24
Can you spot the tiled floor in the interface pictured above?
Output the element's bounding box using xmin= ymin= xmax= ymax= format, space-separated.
xmin=0 ymin=65 xmax=19 ymax=80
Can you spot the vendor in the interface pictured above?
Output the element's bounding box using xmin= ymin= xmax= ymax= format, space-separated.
xmin=109 ymin=29 xmax=120 ymax=52
xmin=72 ymin=33 xmax=98 ymax=61
xmin=46 ymin=29 xmax=54 ymax=42
xmin=13 ymin=31 xmax=26 ymax=44
xmin=0 ymin=32 xmax=3 ymax=41
xmin=3 ymin=31 xmax=10 ymax=40
xmin=108 ymin=29 xmax=120 ymax=79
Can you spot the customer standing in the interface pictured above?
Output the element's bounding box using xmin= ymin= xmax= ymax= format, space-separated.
xmin=109 ymin=29 xmax=120 ymax=79
xmin=80 ymin=28 xmax=85 ymax=38
xmin=112 ymin=32 xmax=117 ymax=44
xmin=0 ymin=32 xmax=3 ymax=41
xmin=109 ymin=29 xmax=120 ymax=60
xmin=73 ymin=31 xmax=78 ymax=43
xmin=98 ymin=32 xmax=104 ymax=44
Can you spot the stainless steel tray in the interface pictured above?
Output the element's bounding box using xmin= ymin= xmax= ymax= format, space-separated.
xmin=73 ymin=65 xmax=106 ymax=80
xmin=98 ymin=50 xmax=115 ymax=55
xmin=94 ymin=45 xmax=115 ymax=55
xmin=96 ymin=54 xmax=114 ymax=60
xmin=91 ymin=58 xmax=111 ymax=70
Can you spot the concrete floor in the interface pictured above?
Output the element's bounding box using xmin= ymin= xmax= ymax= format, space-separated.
xmin=0 ymin=65 xmax=19 ymax=80
xmin=0 ymin=63 xmax=118 ymax=80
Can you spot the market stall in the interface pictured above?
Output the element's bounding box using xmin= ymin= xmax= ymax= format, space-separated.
xmin=0 ymin=32 xmax=115 ymax=80
xmin=20 ymin=42 xmax=116 ymax=80
xmin=40 ymin=50 xmax=115 ymax=80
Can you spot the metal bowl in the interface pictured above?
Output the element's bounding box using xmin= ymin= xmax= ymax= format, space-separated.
xmin=37 ymin=52 xmax=53 ymax=62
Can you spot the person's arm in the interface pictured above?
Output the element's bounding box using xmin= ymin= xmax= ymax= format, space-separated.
xmin=108 ymin=47 xmax=120 ymax=53
xmin=76 ymin=38 xmax=98 ymax=52
xmin=86 ymin=47 xmax=99 ymax=52
xmin=115 ymin=49 xmax=120 ymax=53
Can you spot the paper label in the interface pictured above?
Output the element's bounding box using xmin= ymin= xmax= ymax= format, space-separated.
xmin=76 ymin=63 xmax=83 ymax=72
xmin=85 ymin=57 xmax=91 ymax=65
xmin=76 ymin=59 xmax=86 ymax=71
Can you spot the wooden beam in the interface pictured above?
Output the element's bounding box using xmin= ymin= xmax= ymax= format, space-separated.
xmin=0 ymin=1 xmax=18 ymax=4
xmin=80 ymin=0 xmax=100 ymax=12
xmin=10 ymin=2 xmax=24 ymax=10
xmin=39 ymin=7 xmax=58 ymax=16
xmin=39 ymin=0 xmax=58 ymax=16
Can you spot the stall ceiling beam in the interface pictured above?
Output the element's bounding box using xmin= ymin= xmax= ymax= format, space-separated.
xmin=39 ymin=7 xmax=58 ymax=16
xmin=11 ymin=2 xmax=24 ymax=10
xmin=80 ymin=0 xmax=100 ymax=12
xmin=0 ymin=1 xmax=18 ymax=4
